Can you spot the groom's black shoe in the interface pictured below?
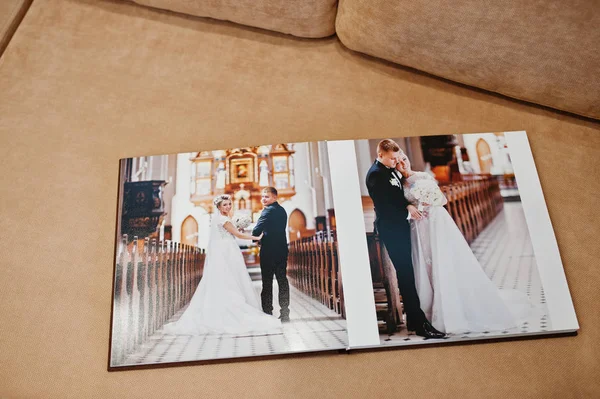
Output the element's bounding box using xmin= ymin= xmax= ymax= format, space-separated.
xmin=279 ymin=314 xmax=290 ymax=323
xmin=414 ymin=321 xmax=446 ymax=339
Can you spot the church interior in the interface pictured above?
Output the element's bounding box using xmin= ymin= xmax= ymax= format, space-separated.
xmin=111 ymin=141 xmax=346 ymax=366
xmin=109 ymin=133 xmax=549 ymax=365
xmin=354 ymin=133 xmax=550 ymax=343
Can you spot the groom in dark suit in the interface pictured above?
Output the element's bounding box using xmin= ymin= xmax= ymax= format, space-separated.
xmin=252 ymin=187 xmax=290 ymax=322
xmin=366 ymin=139 xmax=445 ymax=339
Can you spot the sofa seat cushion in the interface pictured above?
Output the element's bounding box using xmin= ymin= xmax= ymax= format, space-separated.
xmin=130 ymin=0 xmax=337 ymax=38
xmin=336 ymin=0 xmax=600 ymax=120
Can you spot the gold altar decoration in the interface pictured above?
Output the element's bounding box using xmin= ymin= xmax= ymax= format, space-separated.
xmin=190 ymin=144 xmax=296 ymax=214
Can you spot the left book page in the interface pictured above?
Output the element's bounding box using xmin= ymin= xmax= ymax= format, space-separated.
xmin=108 ymin=140 xmax=352 ymax=370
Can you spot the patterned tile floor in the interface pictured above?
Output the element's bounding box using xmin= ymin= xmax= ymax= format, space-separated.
xmin=380 ymin=201 xmax=551 ymax=346
xmin=121 ymin=284 xmax=348 ymax=366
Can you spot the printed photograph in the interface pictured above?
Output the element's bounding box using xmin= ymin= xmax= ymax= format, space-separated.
xmin=110 ymin=141 xmax=347 ymax=368
xmin=353 ymin=133 xmax=549 ymax=345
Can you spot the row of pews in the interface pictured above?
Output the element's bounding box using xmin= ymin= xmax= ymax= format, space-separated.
xmin=366 ymin=233 xmax=403 ymax=334
xmin=111 ymin=236 xmax=206 ymax=365
xmin=110 ymin=230 xmax=345 ymax=365
xmin=440 ymin=175 xmax=503 ymax=244
xmin=287 ymin=231 xmax=345 ymax=317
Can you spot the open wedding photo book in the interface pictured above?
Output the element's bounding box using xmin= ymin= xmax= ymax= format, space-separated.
xmin=108 ymin=131 xmax=578 ymax=370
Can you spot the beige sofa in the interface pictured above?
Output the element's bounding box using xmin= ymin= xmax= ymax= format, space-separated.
xmin=128 ymin=0 xmax=600 ymax=120
xmin=1 ymin=0 xmax=599 ymax=397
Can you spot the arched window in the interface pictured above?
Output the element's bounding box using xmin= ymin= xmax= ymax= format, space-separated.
xmin=476 ymin=138 xmax=493 ymax=174
xmin=181 ymin=215 xmax=199 ymax=246
xmin=288 ymin=209 xmax=307 ymax=241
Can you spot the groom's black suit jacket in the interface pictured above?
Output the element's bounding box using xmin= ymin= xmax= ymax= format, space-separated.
xmin=252 ymin=202 xmax=288 ymax=260
xmin=366 ymin=160 xmax=410 ymax=232
xmin=366 ymin=160 xmax=426 ymax=326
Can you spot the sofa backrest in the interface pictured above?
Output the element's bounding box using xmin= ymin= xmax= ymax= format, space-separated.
xmin=336 ymin=0 xmax=600 ymax=120
xmin=2 ymin=0 xmax=598 ymax=120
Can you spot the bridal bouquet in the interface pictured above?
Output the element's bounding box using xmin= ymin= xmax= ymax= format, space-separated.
xmin=232 ymin=213 xmax=253 ymax=230
xmin=410 ymin=179 xmax=445 ymax=212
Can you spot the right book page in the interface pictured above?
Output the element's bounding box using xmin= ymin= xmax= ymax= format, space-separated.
xmin=328 ymin=131 xmax=579 ymax=350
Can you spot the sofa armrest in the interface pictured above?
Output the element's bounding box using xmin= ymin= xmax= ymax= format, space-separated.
xmin=0 ymin=0 xmax=33 ymax=57
xmin=131 ymin=0 xmax=338 ymax=38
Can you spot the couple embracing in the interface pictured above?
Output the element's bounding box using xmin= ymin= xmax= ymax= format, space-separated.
xmin=367 ymin=139 xmax=534 ymax=338
xmin=163 ymin=187 xmax=289 ymax=336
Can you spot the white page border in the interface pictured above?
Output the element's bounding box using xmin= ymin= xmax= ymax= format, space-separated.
xmin=505 ymin=131 xmax=579 ymax=331
xmin=329 ymin=132 xmax=578 ymax=350
xmin=327 ymin=140 xmax=381 ymax=347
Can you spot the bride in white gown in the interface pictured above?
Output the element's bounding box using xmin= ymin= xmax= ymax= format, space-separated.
xmin=162 ymin=194 xmax=282 ymax=336
xmin=395 ymin=153 xmax=537 ymax=335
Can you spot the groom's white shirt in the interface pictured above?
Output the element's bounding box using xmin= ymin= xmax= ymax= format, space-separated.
xmin=377 ymin=159 xmax=402 ymax=186
xmin=391 ymin=170 xmax=403 ymax=185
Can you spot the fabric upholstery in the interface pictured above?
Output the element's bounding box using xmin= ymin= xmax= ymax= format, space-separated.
xmin=0 ymin=0 xmax=32 ymax=56
xmin=130 ymin=0 xmax=337 ymax=38
xmin=1 ymin=0 xmax=599 ymax=397
xmin=336 ymin=0 xmax=600 ymax=120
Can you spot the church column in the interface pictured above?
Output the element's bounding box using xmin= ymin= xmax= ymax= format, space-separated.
xmin=171 ymin=153 xmax=194 ymax=243
xmin=161 ymin=155 xmax=177 ymax=240
xmin=318 ymin=141 xmax=334 ymax=210
xmin=318 ymin=141 xmax=336 ymax=231
xmin=147 ymin=156 xmax=154 ymax=180
xmin=308 ymin=141 xmax=327 ymax=232
xmin=288 ymin=143 xmax=315 ymax=230
xmin=355 ymin=140 xmax=371 ymax=196
xmin=405 ymin=136 xmax=426 ymax=172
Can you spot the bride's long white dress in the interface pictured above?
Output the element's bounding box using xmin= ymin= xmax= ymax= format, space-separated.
xmin=405 ymin=172 xmax=536 ymax=334
xmin=162 ymin=212 xmax=282 ymax=336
